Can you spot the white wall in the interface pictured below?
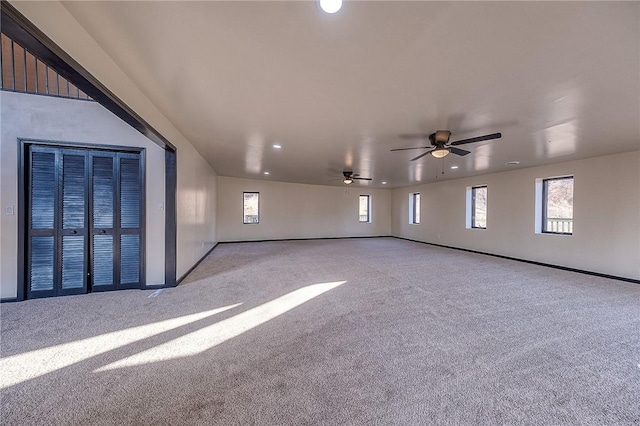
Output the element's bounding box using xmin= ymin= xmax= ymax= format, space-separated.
xmin=10 ymin=1 xmax=219 ymax=282
xmin=0 ymin=91 xmax=166 ymax=298
xmin=218 ymin=177 xmax=391 ymax=242
xmin=176 ymin=149 xmax=218 ymax=279
xmin=391 ymin=151 xmax=640 ymax=280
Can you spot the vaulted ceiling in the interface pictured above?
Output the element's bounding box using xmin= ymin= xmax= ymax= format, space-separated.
xmin=60 ymin=1 xmax=639 ymax=188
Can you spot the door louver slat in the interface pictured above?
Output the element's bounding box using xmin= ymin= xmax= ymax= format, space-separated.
xmin=120 ymin=234 xmax=140 ymax=284
xmin=30 ymin=236 xmax=55 ymax=291
xmin=62 ymin=154 xmax=86 ymax=229
xmin=92 ymin=156 xmax=114 ymax=228
xmin=92 ymin=234 xmax=114 ymax=286
xmin=30 ymin=152 xmax=55 ymax=230
xmin=62 ymin=236 xmax=85 ymax=289
xmin=120 ymin=157 xmax=140 ymax=229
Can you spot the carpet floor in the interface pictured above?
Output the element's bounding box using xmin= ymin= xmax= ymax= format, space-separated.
xmin=1 ymin=238 xmax=639 ymax=425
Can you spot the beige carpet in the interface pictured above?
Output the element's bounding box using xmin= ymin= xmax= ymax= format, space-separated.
xmin=1 ymin=238 xmax=639 ymax=425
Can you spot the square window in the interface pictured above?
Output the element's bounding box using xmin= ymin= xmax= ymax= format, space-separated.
xmin=243 ymin=192 xmax=259 ymax=224
xmin=359 ymin=195 xmax=370 ymax=223
xmin=542 ymin=177 xmax=573 ymax=234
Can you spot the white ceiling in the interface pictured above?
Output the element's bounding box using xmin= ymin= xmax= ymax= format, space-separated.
xmin=61 ymin=1 xmax=639 ymax=188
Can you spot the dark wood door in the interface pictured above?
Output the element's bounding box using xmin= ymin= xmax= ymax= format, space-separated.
xmin=27 ymin=147 xmax=88 ymax=298
xmin=90 ymin=152 xmax=143 ymax=291
xmin=26 ymin=145 xmax=143 ymax=299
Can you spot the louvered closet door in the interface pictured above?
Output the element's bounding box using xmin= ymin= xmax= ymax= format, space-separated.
xmin=59 ymin=149 xmax=89 ymax=295
xmin=90 ymin=152 xmax=143 ymax=291
xmin=27 ymin=146 xmax=58 ymax=298
xmin=90 ymin=153 xmax=117 ymax=290
xmin=27 ymin=147 xmax=88 ymax=298
xmin=117 ymin=153 xmax=143 ymax=289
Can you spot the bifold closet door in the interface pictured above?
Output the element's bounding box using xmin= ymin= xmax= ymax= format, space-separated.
xmin=27 ymin=147 xmax=88 ymax=298
xmin=90 ymin=152 xmax=143 ymax=291
xmin=26 ymin=146 xmax=142 ymax=299
xmin=117 ymin=153 xmax=143 ymax=289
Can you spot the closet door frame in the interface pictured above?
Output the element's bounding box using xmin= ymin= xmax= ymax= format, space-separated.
xmin=18 ymin=139 xmax=146 ymax=300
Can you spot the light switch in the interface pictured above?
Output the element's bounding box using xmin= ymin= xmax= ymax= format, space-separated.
xmin=5 ymin=206 xmax=14 ymax=215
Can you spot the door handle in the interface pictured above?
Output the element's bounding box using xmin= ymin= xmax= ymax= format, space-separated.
xmin=71 ymin=230 xmax=77 ymax=235
xmin=100 ymin=230 xmax=106 ymax=234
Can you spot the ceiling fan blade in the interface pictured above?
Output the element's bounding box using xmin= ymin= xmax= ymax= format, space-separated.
xmin=390 ymin=146 xmax=431 ymax=151
xmin=450 ymin=132 xmax=502 ymax=146
xmin=411 ymin=150 xmax=433 ymax=161
xmin=353 ymin=177 xmax=372 ymax=181
xmin=399 ymin=133 xmax=431 ymax=140
xmin=449 ymin=147 xmax=471 ymax=156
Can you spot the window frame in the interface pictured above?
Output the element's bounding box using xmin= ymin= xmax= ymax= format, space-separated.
xmin=541 ymin=176 xmax=573 ymax=235
xmin=471 ymin=185 xmax=487 ymax=229
xmin=242 ymin=192 xmax=260 ymax=224
xmin=359 ymin=195 xmax=371 ymax=223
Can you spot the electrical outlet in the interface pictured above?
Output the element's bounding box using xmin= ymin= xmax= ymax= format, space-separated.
xmin=156 ymin=202 xmax=164 ymax=210
xmin=5 ymin=206 xmax=14 ymax=215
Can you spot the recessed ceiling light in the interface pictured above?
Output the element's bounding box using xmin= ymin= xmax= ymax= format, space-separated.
xmin=381 ymin=181 xmax=387 ymax=185
xmin=450 ymin=165 xmax=459 ymax=170
xmin=263 ymin=171 xmax=270 ymax=175
xmin=272 ymin=144 xmax=282 ymax=149
xmin=319 ymin=0 xmax=342 ymax=14
xmin=505 ymin=161 xmax=520 ymax=166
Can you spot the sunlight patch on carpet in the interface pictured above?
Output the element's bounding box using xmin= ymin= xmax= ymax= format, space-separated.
xmin=0 ymin=304 xmax=240 ymax=389
xmin=95 ymin=281 xmax=347 ymax=371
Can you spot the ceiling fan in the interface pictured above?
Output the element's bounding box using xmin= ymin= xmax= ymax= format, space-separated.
xmin=339 ymin=171 xmax=372 ymax=185
xmin=391 ymin=130 xmax=502 ymax=161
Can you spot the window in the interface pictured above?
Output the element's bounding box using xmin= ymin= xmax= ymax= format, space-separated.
xmin=359 ymin=195 xmax=370 ymax=223
xmin=465 ymin=185 xmax=487 ymax=229
xmin=542 ymin=176 xmax=573 ymax=234
xmin=243 ymin=192 xmax=259 ymax=224
xmin=409 ymin=193 xmax=420 ymax=224
xmin=471 ymin=186 xmax=487 ymax=229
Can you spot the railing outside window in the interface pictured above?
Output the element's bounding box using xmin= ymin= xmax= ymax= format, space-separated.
xmin=546 ymin=218 xmax=573 ymax=234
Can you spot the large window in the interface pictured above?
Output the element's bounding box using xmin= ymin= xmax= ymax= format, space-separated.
xmin=471 ymin=186 xmax=487 ymax=229
xmin=359 ymin=195 xmax=370 ymax=223
xmin=542 ymin=176 xmax=573 ymax=234
xmin=410 ymin=193 xmax=420 ymax=224
xmin=243 ymin=192 xmax=260 ymax=224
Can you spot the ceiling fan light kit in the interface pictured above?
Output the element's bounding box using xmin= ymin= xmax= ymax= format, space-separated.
xmin=431 ymin=148 xmax=450 ymax=158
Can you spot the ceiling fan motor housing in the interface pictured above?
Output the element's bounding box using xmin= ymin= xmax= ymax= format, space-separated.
xmin=433 ymin=130 xmax=451 ymax=145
